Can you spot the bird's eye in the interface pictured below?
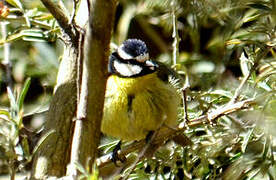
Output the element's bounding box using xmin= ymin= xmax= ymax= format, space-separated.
xmin=135 ymin=53 xmax=149 ymax=63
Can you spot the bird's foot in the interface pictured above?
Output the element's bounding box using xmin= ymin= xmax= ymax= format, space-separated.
xmin=111 ymin=141 xmax=126 ymax=166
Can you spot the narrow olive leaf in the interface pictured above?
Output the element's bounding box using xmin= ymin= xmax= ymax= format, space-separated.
xmin=21 ymin=29 xmax=45 ymax=38
xmin=88 ymin=164 xmax=100 ymax=180
xmin=21 ymin=29 xmax=47 ymax=42
xmin=24 ymin=16 xmax=31 ymax=27
xmin=242 ymin=14 xmax=261 ymax=24
xmin=17 ymin=77 xmax=31 ymax=111
xmin=7 ymin=87 xmax=17 ymax=111
xmin=256 ymin=62 xmax=276 ymax=83
xmin=227 ymin=38 xmax=243 ymax=45
xmin=0 ymin=32 xmax=22 ymax=45
xmin=0 ymin=109 xmax=11 ymax=119
xmin=32 ymin=129 xmax=55 ymax=155
xmin=246 ymin=168 xmax=261 ymax=180
xmin=257 ymin=81 xmax=272 ymax=91
xmin=209 ymin=90 xmax=233 ymax=99
xmin=22 ymin=37 xmax=47 ymax=42
xmin=257 ymin=70 xmax=276 ymax=83
xmin=5 ymin=0 xmax=23 ymax=10
xmin=241 ymin=128 xmax=254 ymax=153
xmin=240 ymin=52 xmax=251 ymax=77
xmin=0 ymin=29 xmax=47 ymax=45
xmin=98 ymin=140 xmax=120 ymax=154
xmin=21 ymin=137 xmax=31 ymax=160
xmin=74 ymin=162 xmax=89 ymax=177
xmin=247 ymin=3 xmax=272 ymax=12
xmin=262 ymin=136 xmax=270 ymax=159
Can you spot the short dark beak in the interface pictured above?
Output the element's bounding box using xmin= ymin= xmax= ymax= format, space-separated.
xmin=145 ymin=60 xmax=158 ymax=70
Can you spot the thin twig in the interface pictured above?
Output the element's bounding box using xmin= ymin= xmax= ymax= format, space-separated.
xmin=77 ymin=30 xmax=85 ymax=107
xmin=229 ymin=47 xmax=270 ymax=104
xmin=1 ymin=21 xmax=15 ymax=180
xmin=171 ymin=0 xmax=191 ymax=125
xmin=40 ymin=0 xmax=77 ymax=40
xmin=1 ymin=22 xmax=13 ymax=90
xmin=207 ymin=98 xmax=255 ymax=121
xmin=70 ymin=0 xmax=78 ymax=24
xmin=228 ymin=69 xmax=252 ymax=104
xmin=171 ymin=0 xmax=179 ymax=69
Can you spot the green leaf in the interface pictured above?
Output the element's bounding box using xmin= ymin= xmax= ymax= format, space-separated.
xmin=74 ymin=162 xmax=89 ymax=177
xmin=239 ymin=52 xmax=251 ymax=77
xmin=241 ymin=128 xmax=254 ymax=153
xmin=17 ymin=77 xmax=31 ymax=111
xmin=248 ymin=3 xmax=271 ymax=12
xmin=32 ymin=130 xmax=55 ymax=155
xmin=98 ymin=139 xmax=120 ymax=154
xmin=0 ymin=29 xmax=47 ymax=45
xmin=5 ymin=0 xmax=23 ymax=10
xmin=22 ymin=37 xmax=47 ymax=42
xmin=87 ymin=164 xmax=100 ymax=180
xmin=209 ymin=90 xmax=233 ymax=99
xmin=7 ymin=87 xmax=17 ymax=112
xmin=0 ymin=109 xmax=11 ymax=119
xmin=21 ymin=137 xmax=31 ymax=160
xmin=21 ymin=29 xmax=45 ymax=38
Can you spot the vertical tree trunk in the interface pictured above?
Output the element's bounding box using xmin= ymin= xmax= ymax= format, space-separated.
xmin=31 ymin=0 xmax=117 ymax=178
xmin=68 ymin=0 xmax=118 ymax=175
xmin=31 ymin=45 xmax=78 ymax=179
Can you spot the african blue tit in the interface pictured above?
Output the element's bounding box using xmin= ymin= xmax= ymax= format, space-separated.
xmin=101 ymin=39 xmax=181 ymax=141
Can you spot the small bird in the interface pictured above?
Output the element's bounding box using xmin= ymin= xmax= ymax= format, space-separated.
xmin=101 ymin=39 xmax=181 ymax=141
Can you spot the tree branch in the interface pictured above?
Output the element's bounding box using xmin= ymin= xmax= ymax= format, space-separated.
xmin=67 ymin=0 xmax=118 ymax=176
xmin=31 ymin=47 xmax=78 ymax=179
xmin=40 ymin=0 xmax=77 ymax=41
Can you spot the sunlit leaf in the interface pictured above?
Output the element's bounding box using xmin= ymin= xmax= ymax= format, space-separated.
xmin=5 ymin=0 xmax=23 ymax=10
xmin=32 ymin=130 xmax=55 ymax=155
xmin=0 ymin=109 xmax=10 ymax=119
xmin=209 ymin=90 xmax=233 ymax=99
xmin=241 ymin=128 xmax=254 ymax=153
xmin=74 ymin=162 xmax=89 ymax=177
xmin=17 ymin=77 xmax=31 ymax=111
xmin=247 ymin=3 xmax=271 ymax=12
xmin=7 ymin=87 xmax=17 ymax=112
xmin=22 ymin=36 xmax=47 ymax=42
xmin=240 ymin=52 xmax=251 ymax=77
xmin=21 ymin=137 xmax=30 ymax=159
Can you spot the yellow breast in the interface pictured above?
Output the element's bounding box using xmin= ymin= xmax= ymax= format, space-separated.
xmin=101 ymin=73 xmax=180 ymax=141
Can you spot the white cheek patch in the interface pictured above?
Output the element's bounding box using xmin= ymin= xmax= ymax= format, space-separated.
xmin=114 ymin=60 xmax=143 ymax=76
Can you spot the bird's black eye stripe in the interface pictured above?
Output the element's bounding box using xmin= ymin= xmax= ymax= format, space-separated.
xmin=108 ymin=51 xmax=157 ymax=77
xmin=113 ymin=52 xmax=142 ymax=65
xmin=110 ymin=52 xmax=147 ymax=66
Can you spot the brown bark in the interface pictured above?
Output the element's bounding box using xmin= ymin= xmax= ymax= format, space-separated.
xmin=31 ymin=46 xmax=78 ymax=179
xmin=68 ymin=0 xmax=118 ymax=175
xmin=31 ymin=0 xmax=118 ymax=178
